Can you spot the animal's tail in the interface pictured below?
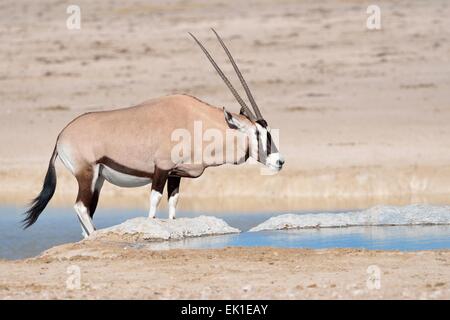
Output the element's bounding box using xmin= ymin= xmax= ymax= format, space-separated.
xmin=22 ymin=146 xmax=58 ymax=229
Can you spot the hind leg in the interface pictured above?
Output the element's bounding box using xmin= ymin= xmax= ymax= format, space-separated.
xmin=74 ymin=165 xmax=103 ymax=238
xmin=74 ymin=202 xmax=94 ymax=238
xmin=89 ymin=170 xmax=104 ymax=219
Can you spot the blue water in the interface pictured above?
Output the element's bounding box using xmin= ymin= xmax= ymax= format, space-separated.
xmin=146 ymin=225 xmax=450 ymax=251
xmin=1 ymin=206 xmax=449 ymax=260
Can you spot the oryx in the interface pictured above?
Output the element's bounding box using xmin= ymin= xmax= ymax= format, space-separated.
xmin=23 ymin=29 xmax=284 ymax=237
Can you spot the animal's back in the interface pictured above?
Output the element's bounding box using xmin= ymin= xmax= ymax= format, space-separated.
xmin=56 ymin=94 xmax=225 ymax=174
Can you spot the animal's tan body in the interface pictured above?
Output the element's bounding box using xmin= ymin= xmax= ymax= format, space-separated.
xmin=58 ymin=94 xmax=250 ymax=180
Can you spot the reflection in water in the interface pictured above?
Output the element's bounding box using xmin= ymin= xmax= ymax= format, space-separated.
xmin=0 ymin=206 xmax=449 ymax=260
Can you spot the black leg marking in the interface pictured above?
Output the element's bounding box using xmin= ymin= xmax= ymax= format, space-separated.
xmin=167 ymin=176 xmax=181 ymax=200
xmin=89 ymin=176 xmax=104 ymax=218
xmin=167 ymin=176 xmax=181 ymax=219
xmin=75 ymin=166 xmax=103 ymax=230
xmin=152 ymin=167 xmax=169 ymax=193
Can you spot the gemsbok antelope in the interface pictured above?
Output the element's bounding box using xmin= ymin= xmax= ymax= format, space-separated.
xmin=23 ymin=29 xmax=285 ymax=237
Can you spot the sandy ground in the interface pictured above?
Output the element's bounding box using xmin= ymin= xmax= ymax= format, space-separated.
xmin=1 ymin=0 xmax=450 ymax=299
xmin=0 ymin=241 xmax=449 ymax=299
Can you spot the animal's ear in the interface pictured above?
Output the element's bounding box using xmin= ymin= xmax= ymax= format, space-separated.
xmin=223 ymin=108 xmax=248 ymax=132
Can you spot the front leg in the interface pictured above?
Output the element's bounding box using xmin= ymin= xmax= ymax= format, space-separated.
xmin=167 ymin=176 xmax=181 ymax=220
xmin=148 ymin=167 xmax=169 ymax=219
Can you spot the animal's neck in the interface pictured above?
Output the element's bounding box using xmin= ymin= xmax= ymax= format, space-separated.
xmin=200 ymin=131 xmax=250 ymax=168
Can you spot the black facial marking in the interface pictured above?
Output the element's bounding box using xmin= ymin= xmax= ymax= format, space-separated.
xmin=256 ymin=125 xmax=277 ymax=160
xmin=255 ymin=129 xmax=261 ymax=162
xmin=266 ymin=131 xmax=272 ymax=156
xmin=256 ymin=119 xmax=268 ymax=128
xmin=267 ymin=131 xmax=278 ymax=155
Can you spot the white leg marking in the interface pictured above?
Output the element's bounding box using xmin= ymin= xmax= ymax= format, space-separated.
xmin=80 ymin=225 xmax=88 ymax=238
xmin=168 ymin=193 xmax=179 ymax=220
xmin=74 ymin=201 xmax=95 ymax=238
xmin=148 ymin=190 xmax=163 ymax=219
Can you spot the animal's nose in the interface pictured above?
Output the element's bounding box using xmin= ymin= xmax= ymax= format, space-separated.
xmin=276 ymin=159 xmax=285 ymax=167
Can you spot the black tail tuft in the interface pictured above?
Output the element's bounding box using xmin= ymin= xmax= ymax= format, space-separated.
xmin=22 ymin=147 xmax=58 ymax=229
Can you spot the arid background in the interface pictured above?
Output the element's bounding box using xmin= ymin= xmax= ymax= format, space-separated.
xmin=1 ymin=0 xmax=450 ymax=211
xmin=0 ymin=0 xmax=450 ymax=299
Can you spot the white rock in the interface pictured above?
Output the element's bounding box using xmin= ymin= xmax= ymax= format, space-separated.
xmin=90 ymin=216 xmax=240 ymax=241
xmin=249 ymin=204 xmax=450 ymax=232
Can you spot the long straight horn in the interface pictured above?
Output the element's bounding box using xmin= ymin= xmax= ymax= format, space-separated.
xmin=211 ymin=28 xmax=264 ymax=121
xmin=189 ymin=32 xmax=256 ymax=120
